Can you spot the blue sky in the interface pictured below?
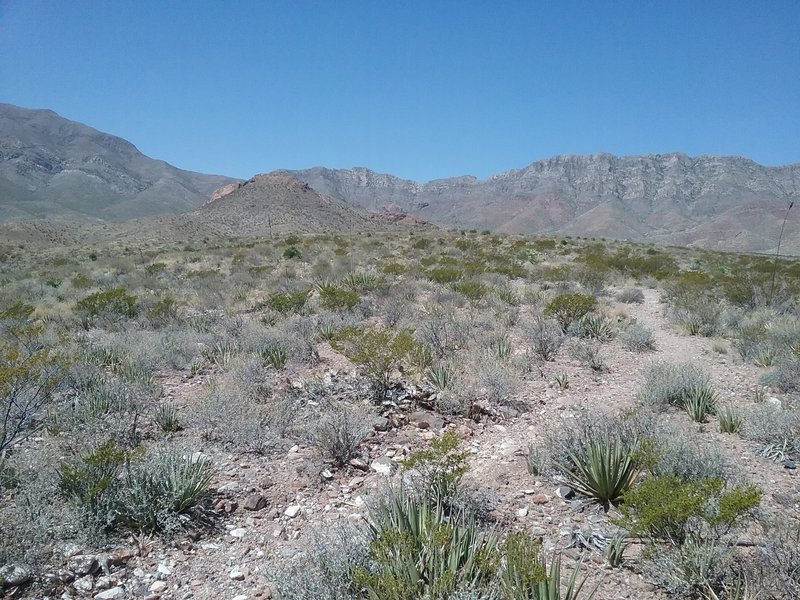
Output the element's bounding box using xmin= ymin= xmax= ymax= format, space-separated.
xmin=1 ymin=1 xmax=798 ymax=182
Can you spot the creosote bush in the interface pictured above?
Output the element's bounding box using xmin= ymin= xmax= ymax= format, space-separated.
xmin=544 ymin=293 xmax=597 ymax=333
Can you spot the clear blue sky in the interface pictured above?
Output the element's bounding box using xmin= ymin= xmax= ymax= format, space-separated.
xmin=1 ymin=1 xmax=798 ymax=182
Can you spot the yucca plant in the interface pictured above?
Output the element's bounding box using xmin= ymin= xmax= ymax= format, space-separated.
xmin=604 ymin=535 xmax=628 ymax=568
xmin=681 ymin=384 xmax=717 ymax=423
xmin=556 ymin=436 xmax=640 ymax=511
xmin=260 ymin=343 xmax=289 ymax=370
xmin=427 ymin=363 xmax=457 ymax=391
xmin=579 ymin=313 xmax=615 ymax=342
xmin=525 ymin=552 xmax=598 ymax=600
xmin=354 ymin=491 xmax=500 ymax=600
xmin=492 ymin=335 xmax=513 ymax=361
xmin=554 ymin=372 xmax=570 ymax=390
xmin=121 ymin=453 xmax=213 ymax=533
xmin=154 ymin=401 xmax=180 ymax=432
xmin=717 ymin=406 xmax=742 ymax=433
xmin=496 ymin=286 xmax=520 ymax=306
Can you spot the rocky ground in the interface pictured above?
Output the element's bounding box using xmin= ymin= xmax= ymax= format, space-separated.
xmin=3 ymin=288 xmax=798 ymax=600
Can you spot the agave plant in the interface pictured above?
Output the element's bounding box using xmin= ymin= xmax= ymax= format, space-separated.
xmin=556 ymin=435 xmax=640 ymax=511
xmin=717 ymin=406 xmax=742 ymax=433
xmin=354 ymin=491 xmax=500 ymax=600
xmin=526 ymin=552 xmax=598 ymax=600
xmin=260 ymin=343 xmax=289 ymax=370
xmin=427 ymin=363 xmax=458 ymax=391
xmin=681 ymin=383 xmax=717 ymax=423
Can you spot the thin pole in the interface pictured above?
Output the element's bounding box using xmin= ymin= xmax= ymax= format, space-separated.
xmin=768 ymin=200 xmax=794 ymax=306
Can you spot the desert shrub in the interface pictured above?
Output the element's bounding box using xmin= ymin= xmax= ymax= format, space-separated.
xmin=283 ymin=245 xmax=302 ymax=259
xmin=641 ymin=428 xmax=730 ymax=482
xmin=452 ymin=279 xmax=489 ymax=302
xmin=637 ymin=360 xmax=712 ymax=411
xmin=740 ymin=403 xmax=800 ymax=461
xmin=311 ymin=407 xmax=372 ymax=468
xmin=620 ymin=323 xmax=656 ymax=352
xmin=426 ymin=363 xmax=459 ymax=391
xmin=426 ymin=266 xmax=463 ymax=284
xmin=544 ymin=293 xmax=597 ymax=333
xmin=618 ymin=475 xmax=760 ymax=545
xmin=616 ymin=287 xmax=645 ymax=304
xmin=143 ymin=294 xmax=178 ymax=327
xmin=381 ymin=261 xmax=407 ymax=276
xmin=318 ymin=284 xmax=360 ymax=311
xmin=526 ymin=318 xmax=564 ymax=361
xmin=568 ymin=339 xmax=606 ymax=372
xmin=57 ymin=438 xmax=130 ymax=531
xmin=119 ymin=452 xmax=213 ymax=534
xmin=331 ymin=325 xmax=418 ymax=396
xmin=475 ymin=359 xmax=520 ymax=405
xmin=0 ymin=302 xmax=66 ymax=452
xmin=197 ymin=383 xmax=282 ymax=454
xmin=417 ymin=305 xmax=469 ymax=359
xmin=760 ymin=355 xmax=800 ymax=392
xmin=341 ymin=270 xmax=383 ymax=293
xmin=267 ymin=289 xmax=311 ymax=314
xmin=75 ymin=287 xmax=139 ymax=326
xmin=269 ymin=523 xmax=371 ymax=600
xmin=716 ymin=406 xmax=742 ymax=434
xmin=668 ymin=291 xmax=722 ymax=337
xmin=681 ymin=383 xmax=717 ymax=423
xmin=402 ymin=430 xmax=469 ymax=507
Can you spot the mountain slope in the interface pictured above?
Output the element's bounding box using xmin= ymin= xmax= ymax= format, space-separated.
xmin=287 ymin=154 xmax=800 ymax=254
xmin=0 ymin=103 xmax=236 ymax=220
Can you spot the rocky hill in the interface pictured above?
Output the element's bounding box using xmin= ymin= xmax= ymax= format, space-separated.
xmin=288 ymin=154 xmax=800 ymax=254
xmin=0 ymin=103 xmax=235 ymax=220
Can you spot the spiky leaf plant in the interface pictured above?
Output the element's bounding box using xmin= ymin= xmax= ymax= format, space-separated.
xmin=556 ymin=436 xmax=640 ymax=511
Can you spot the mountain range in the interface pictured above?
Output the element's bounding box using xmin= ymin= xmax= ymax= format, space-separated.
xmin=1 ymin=103 xmax=798 ymax=254
xmin=285 ymin=155 xmax=799 ymax=254
xmin=0 ymin=103 xmax=234 ymax=220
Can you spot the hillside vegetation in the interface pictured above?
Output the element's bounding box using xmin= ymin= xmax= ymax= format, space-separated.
xmin=0 ymin=230 xmax=799 ymax=599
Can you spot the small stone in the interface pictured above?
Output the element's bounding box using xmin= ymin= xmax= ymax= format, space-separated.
xmin=157 ymin=564 xmax=172 ymax=576
xmin=516 ymin=507 xmax=529 ymax=517
xmin=68 ymin=555 xmax=100 ymax=576
xmin=0 ymin=564 xmax=32 ymax=587
xmin=784 ymin=459 xmax=797 ymax=470
xmin=348 ymin=476 xmax=366 ymax=487
xmin=532 ymin=493 xmax=549 ymax=505
xmin=243 ymin=495 xmax=267 ymax=511
xmin=321 ymin=469 xmax=334 ymax=480
xmin=370 ymin=456 xmax=395 ymax=476
xmin=555 ymin=486 xmax=575 ymax=499
xmin=766 ymin=397 xmax=782 ymax=407
xmin=349 ymin=458 xmax=369 ymax=471
xmin=73 ymin=574 xmax=94 ymax=593
xmin=372 ymin=416 xmax=391 ymax=431
xmin=229 ymin=569 xmax=245 ymax=581
xmin=284 ymin=505 xmax=301 ymax=518
xmin=232 ymin=596 xmax=249 ymax=600
xmin=94 ymin=586 xmax=126 ymax=600
xmin=149 ymin=581 xmax=168 ymax=593
xmin=218 ymin=482 xmax=239 ymax=493
xmin=229 ymin=528 xmax=247 ymax=538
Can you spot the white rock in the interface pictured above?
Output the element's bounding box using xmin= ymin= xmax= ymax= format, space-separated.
xmin=157 ymin=564 xmax=172 ymax=576
xmin=284 ymin=505 xmax=301 ymax=518
xmin=229 ymin=528 xmax=247 ymax=538
xmin=229 ymin=569 xmax=245 ymax=581
xmin=94 ymin=586 xmax=126 ymax=600
xmin=149 ymin=581 xmax=167 ymax=593
xmin=516 ymin=507 xmax=529 ymax=518
xmin=73 ymin=574 xmax=94 ymax=593
xmin=232 ymin=596 xmax=249 ymax=600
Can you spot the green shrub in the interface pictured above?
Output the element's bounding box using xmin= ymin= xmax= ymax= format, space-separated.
xmin=1 ymin=303 xmax=66 ymax=452
xmin=283 ymin=245 xmax=302 ymax=259
xmin=154 ymin=401 xmax=180 ymax=432
xmin=618 ymin=475 xmax=760 ymax=545
xmin=266 ymin=289 xmax=311 ymax=314
xmin=402 ymin=430 xmax=470 ymax=506
xmin=544 ymin=293 xmax=597 ymax=332
xmin=319 ymin=285 xmax=360 ymax=311
xmin=332 ymin=326 xmax=417 ymax=396
xmin=426 ymin=266 xmax=463 ymax=284
xmin=57 ymin=439 xmax=130 ymax=530
xmin=452 ymin=279 xmax=488 ymax=301
xmin=75 ymin=288 xmax=139 ymax=325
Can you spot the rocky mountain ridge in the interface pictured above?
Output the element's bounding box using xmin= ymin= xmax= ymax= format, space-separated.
xmin=287 ymin=153 xmax=800 ymax=254
xmin=0 ymin=103 xmax=235 ymax=220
